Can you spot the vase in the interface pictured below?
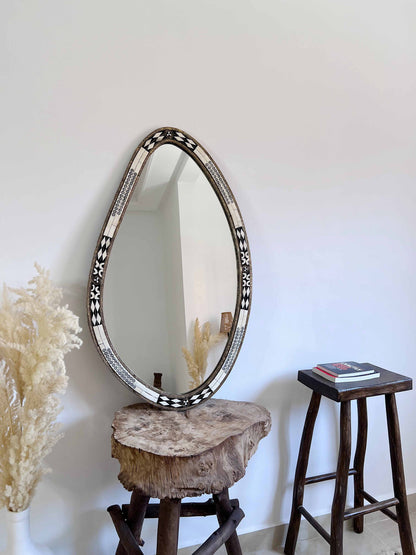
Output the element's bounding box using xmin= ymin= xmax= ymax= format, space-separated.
xmin=0 ymin=507 xmax=52 ymax=555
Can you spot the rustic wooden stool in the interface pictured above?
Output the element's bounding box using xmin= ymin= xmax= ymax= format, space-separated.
xmin=108 ymin=398 xmax=271 ymax=555
xmin=284 ymin=365 xmax=415 ymax=555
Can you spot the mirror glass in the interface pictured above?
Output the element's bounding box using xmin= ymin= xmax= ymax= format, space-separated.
xmin=103 ymin=144 xmax=237 ymax=394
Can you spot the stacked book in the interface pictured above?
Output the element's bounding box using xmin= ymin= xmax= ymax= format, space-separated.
xmin=312 ymin=361 xmax=380 ymax=383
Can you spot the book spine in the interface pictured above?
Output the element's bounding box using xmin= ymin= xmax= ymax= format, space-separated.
xmin=312 ymin=368 xmax=337 ymax=381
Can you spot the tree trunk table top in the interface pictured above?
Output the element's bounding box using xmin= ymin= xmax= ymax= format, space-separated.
xmin=111 ymin=399 xmax=271 ymax=499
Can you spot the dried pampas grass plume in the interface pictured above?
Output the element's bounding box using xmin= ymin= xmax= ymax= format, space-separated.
xmin=0 ymin=264 xmax=82 ymax=512
xmin=182 ymin=318 xmax=225 ymax=390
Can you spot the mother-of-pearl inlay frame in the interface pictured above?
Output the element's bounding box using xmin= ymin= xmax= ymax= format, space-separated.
xmin=87 ymin=127 xmax=251 ymax=410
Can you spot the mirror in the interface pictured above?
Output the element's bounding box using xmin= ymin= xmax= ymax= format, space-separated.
xmin=103 ymin=144 xmax=236 ymax=394
xmin=88 ymin=128 xmax=251 ymax=409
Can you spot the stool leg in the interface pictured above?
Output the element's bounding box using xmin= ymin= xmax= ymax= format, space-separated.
xmin=330 ymin=400 xmax=351 ymax=555
xmin=385 ymin=393 xmax=415 ymax=555
xmin=353 ymin=398 xmax=367 ymax=533
xmin=284 ymin=391 xmax=321 ymax=555
xmin=116 ymin=490 xmax=149 ymax=555
xmin=156 ymin=498 xmax=181 ymax=555
xmin=213 ymin=488 xmax=242 ymax=555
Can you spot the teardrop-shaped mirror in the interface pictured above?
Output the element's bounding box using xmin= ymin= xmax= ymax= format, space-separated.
xmin=87 ymin=128 xmax=251 ymax=409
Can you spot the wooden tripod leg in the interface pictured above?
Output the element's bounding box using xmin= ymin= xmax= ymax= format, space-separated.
xmin=156 ymin=498 xmax=181 ymax=555
xmin=213 ymin=488 xmax=242 ymax=555
xmin=385 ymin=393 xmax=415 ymax=555
xmin=353 ymin=398 xmax=367 ymax=533
xmin=330 ymin=400 xmax=351 ymax=555
xmin=116 ymin=490 xmax=149 ymax=555
xmin=284 ymin=391 xmax=321 ymax=555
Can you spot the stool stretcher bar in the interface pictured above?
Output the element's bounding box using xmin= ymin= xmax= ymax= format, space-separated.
xmin=121 ymin=498 xmax=237 ymax=519
xmin=108 ymin=504 xmax=144 ymax=555
xmin=344 ymin=497 xmax=398 ymax=520
xmin=297 ymin=496 xmax=399 ymax=546
xmin=193 ymin=506 xmax=245 ymax=555
xmin=304 ymin=468 xmax=357 ymax=485
xmin=298 ymin=506 xmax=331 ymax=544
xmin=362 ymin=490 xmax=398 ymax=522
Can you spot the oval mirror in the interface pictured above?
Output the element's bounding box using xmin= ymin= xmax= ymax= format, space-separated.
xmin=87 ymin=128 xmax=251 ymax=409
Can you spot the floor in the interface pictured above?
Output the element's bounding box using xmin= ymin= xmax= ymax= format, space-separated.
xmin=178 ymin=496 xmax=416 ymax=554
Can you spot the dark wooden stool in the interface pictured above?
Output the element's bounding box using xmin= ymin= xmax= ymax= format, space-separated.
xmin=108 ymin=488 xmax=243 ymax=555
xmin=284 ymin=364 xmax=415 ymax=555
xmin=108 ymin=399 xmax=271 ymax=555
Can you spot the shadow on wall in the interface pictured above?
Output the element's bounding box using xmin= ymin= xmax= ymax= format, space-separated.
xmin=44 ymin=282 xmax=139 ymax=554
xmin=254 ymin=375 xmax=339 ymax=543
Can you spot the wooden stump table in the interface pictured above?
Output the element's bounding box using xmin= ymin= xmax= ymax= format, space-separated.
xmin=108 ymin=398 xmax=271 ymax=555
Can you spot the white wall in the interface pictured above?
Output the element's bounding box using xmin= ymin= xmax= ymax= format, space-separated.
xmin=1 ymin=0 xmax=415 ymax=552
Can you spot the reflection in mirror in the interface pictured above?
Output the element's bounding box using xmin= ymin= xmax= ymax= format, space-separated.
xmin=103 ymin=145 xmax=237 ymax=394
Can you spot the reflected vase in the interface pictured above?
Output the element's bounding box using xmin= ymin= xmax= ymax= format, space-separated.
xmin=0 ymin=507 xmax=52 ymax=555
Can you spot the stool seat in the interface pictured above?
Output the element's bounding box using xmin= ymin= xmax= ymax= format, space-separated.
xmin=285 ymin=364 xmax=414 ymax=555
xmin=298 ymin=364 xmax=412 ymax=401
xmin=108 ymin=398 xmax=271 ymax=554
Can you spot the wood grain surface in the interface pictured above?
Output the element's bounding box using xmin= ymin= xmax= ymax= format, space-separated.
xmin=111 ymin=399 xmax=271 ymax=498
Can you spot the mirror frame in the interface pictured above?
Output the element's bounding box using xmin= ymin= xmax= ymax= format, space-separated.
xmin=87 ymin=127 xmax=251 ymax=410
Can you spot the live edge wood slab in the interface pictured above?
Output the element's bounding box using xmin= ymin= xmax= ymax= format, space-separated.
xmin=111 ymin=398 xmax=272 ymax=499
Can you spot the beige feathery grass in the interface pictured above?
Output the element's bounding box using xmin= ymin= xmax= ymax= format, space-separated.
xmin=182 ymin=318 xmax=225 ymax=390
xmin=0 ymin=264 xmax=82 ymax=512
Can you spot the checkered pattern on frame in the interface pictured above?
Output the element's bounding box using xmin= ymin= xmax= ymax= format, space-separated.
xmin=142 ymin=129 xmax=197 ymax=153
xmin=88 ymin=129 xmax=251 ymax=409
xmin=236 ymin=227 xmax=251 ymax=310
xmin=90 ymin=235 xmax=112 ymax=326
xmin=158 ymin=387 xmax=212 ymax=408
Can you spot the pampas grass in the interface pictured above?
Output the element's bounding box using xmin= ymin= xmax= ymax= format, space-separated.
xmin=0 ymin=264 xmax=82 ymax=512
xmin=182 ymin=318 xmax=225 ymax=389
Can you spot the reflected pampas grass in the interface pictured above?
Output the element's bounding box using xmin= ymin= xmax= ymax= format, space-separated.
xmin=0 ymin=264 xmax=82 ymax=512
xmin=182 ymin=318 xmax=225 ymax=389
